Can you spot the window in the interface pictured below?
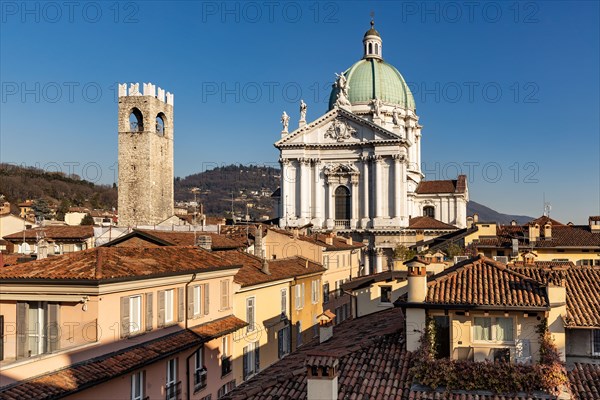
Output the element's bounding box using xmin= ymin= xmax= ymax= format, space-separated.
xmin=166 ymin=358 xmax=178 ymax=400
xmin=131 ymin=371 xmax=144 ymax=400
xmin=380 ymin=286 xmax=392 ymax=304
xmin=129 ymin=108 xmax=143 ymax=131
xmin=16 ymin=302 xmax=59 ymax=358
xmin=295 ymin=283 xmax=305 ymax=310
xmin=243 ymin=342 xmax=260 ymax=380
xmin=220 ymin=280 xmax=230 ymax=310
xmin=280 ymin=289 xmax=287 ymax=316
xmin=165 ymin=289 xmax=174 ymax=324
xmin=323 ymin=283 xmax=330 ymax=304
xmin=278 ymin=325 xmax=290 ymax=358
xmin=592 ymin=330 xmax=600 ymax=356
xmin=194 ymin=348 xmax=207 ymax=391
xmin=193 ymin=285 xmax=201 ymax=317
xmin=334 ymin=186 xmax=351 ymax=220
xmin=423 ymin=206 xmax=435 ymax=218
xmin=473 ymin=316 xmax=514 ymax=343
xmin=221 ymin=337 xmax=232 ymax=376
xmin=297 ymin=322 xmax=303 ymax=348
xmin=217 ymin=381 xmax=236 ymax=398
xmin=129 ymin=295 xmax=142 ymax=334
xmin=246 ymin=297 xmax=255 ymax=332
xmin=311 ymin=280 xmax=320 ymax=304
xmin=323 ymin=255 xmax=329 ymax=269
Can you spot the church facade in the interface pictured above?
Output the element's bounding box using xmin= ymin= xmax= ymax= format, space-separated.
xmin=276 ymin=22 xmax=468 ymax=272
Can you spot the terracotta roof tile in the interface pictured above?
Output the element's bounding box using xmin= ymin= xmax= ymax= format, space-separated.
xmin=268 ymin=228 xmax=364 ymax=251
xmin=0 ymin=246 xmax=238 ymax=282
xmin=416 ymin=256 xmax=548 ymax=308
xmin=135 ymin=229 xmax=246 ymax=250
xmin=569 ymin=363 xmax=600 ymax=399
xmin=3 ymin=226 xmax=94 ymax=241
xmin=416 ymin=176 xmax=467 ymax=195
xmin=509 ymin=262 xmax=600 ymax=327
xmin=0 ymin=316 xmax=245 ymax=400
xmin=223 ymin=250 xmax=325 ymax=287
xmin=408 ymin=216 xmax=457 ymax=230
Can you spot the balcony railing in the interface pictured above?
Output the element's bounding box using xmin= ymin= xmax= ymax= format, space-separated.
xmin=334 ymin=219 xmax=350 ymax=229
xmin=165 ymin=381 xmax=181 ymax=400
xmin=194 ymin=368 xmax=207 ymax=391
xmin=221 ymin=355 xmax=232 ymax=376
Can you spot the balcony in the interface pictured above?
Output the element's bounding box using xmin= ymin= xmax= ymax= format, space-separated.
xmin=334 ymin=219 xmax=350 ymax=229
xmin=194 ymin=368 xmax=207 ymax=391
xmin=165 ymin=381 xmax=181 ymax=400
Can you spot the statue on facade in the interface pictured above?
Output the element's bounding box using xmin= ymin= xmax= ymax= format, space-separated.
xmin=299 ymin=100 xmax=307 ymax=122
xmin=281 ymin=111 xmax=290 ymax=133
xmin=371 ymin=98 xmax=383 ymax=119
xmin=334 ymin=73 xmax=351 ymax=108
xmin=392 ymin=106 xmax=401 ymax=126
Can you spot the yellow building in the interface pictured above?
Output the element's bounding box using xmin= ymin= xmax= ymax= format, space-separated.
xmin=224 ymin=250 xmax=325 ymax=384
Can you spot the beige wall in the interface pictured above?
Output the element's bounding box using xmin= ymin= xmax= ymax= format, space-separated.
xmin=291 ymin=274 xmax=323 ymax=350
xmin=64 ymin=212 xmax=86 ymax=226
xmin=231 ymin=280 xmax=290 ymax=384
xmin=0 ymin=215 xmax=37 ymax=239
xmin=352 ymin=279 xmax=408 ymax=318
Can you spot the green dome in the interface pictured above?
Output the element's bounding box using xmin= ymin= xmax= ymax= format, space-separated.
xmin=328 ymin=58 xmax=415 ymax=111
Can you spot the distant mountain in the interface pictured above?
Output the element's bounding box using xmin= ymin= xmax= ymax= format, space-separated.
xmin=467 ymin=201 xmax=533 ymax=225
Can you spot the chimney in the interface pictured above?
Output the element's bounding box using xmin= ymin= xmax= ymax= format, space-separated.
xmin=293 ymin=228 xmax=299 ymax=239
xmin=261 ymin=258 xmax=271 ymax=275
xmin=546 ymin=277 xmax=567 ymax=363
xmin=511 ymin=220 xmax=517 ymax=226
xmin=589 ymin=216 xmax=600 ymax=232
xmin=37 ymin=239 xmax=48 ymax=260
xmin=473 ymin=213 xmax=479 ymax=224
xmin=306 ymin=353 xmax=339 ymax=400
xmin=405 ymin=257 xmax=428 ymax=303
xmin=345 ymin=236 xmax=352 ymax=245
xmin=325 ymin=234 xmax=333 ymax=246
xmin=196 ymin=235 xmax=212 ymax=251
xmin=544 ymin=222 xmax=552 ymax=239
xmin=254 ymin=226 xmax=264 ymax=258
xmin=528 ymin=223 xmax=540 ymax=242
xmin=316 ymin=310 xmax=336 ymax=343
xmin=466 ymin=216 xmax=473 ymax=229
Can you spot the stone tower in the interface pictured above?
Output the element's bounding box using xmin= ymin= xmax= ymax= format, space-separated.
xmin=117 ymin=82 xmax=174 ymax=227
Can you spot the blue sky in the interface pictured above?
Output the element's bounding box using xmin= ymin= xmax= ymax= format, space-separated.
xmin=1 ymin=1 xmax=599 ymax=223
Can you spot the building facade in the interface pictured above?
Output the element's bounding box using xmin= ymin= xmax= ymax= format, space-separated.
xmin=276 ymin=23 xmax=468 ymax=269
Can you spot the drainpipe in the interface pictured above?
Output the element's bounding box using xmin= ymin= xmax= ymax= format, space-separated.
xmin=185 ymin=273 xmax=197 ymax=400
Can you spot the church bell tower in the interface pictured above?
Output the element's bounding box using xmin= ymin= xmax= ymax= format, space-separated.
xmin=117 ymin=82 xmax=174 ymax=227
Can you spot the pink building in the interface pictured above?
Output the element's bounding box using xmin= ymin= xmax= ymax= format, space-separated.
xmin=0 ymin=246 xmax=247 ymax=399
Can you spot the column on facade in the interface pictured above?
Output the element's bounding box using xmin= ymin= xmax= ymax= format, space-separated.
xmin=327 ymin=181 xmax=335 ymax=228
xmin=361 ymin=155 xmax=370 ymax=228
xmin=375 ymin=248 xmax=383 ymax=273
xmin=300 ymin=158 xmax=310 ymax=221
xmin=280 ymin=158 xmax=290 ymax=223
xmin=393 ymin=155 xmax=401 ymax=220
xmin=363 ymin=249 xmax=371 ymax=276
xmin=400 ymin=156 xmax=407 ymax=224
xmin=351 ymin=178 xmax=359 ymax=228
xmin=374 ymin=155 xmax=384 ymax=219
xmin=313 ymin=159 xmax=322 ymax=224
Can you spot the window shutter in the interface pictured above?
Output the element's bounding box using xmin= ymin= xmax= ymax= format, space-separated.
xmin=46 ymin=303 xmax=60 ymax=352
xmin=203 ymin=284 xmax=209 ymax=315
xmin=157 ymin=290 xmax=165 ymax=328
xmin=178 ymin=287 xmax=184 ymax=323
xmin=145 ymin=293 xmax=153 ymax=332
xmin=242 ymin=346 xmax=248 ymax=380
xmin=255 ymin=344 xmax=260 ymax=373
xmin=120 ymin=296 xmax=130 ymax=338
xmin=187 ymin=286 xmax=194 ymax=318
xmin=278 ymin=330 xmax=283 ymax=359
xmin=16 ymin=302 xmax=28 ymax=359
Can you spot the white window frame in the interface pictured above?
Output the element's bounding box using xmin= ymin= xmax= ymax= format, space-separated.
xmin=193 ymin=285 xmax=201 ymax=317
xmin=27 ymin=302 xmax=46 ymax=356
xmin=246 ymin=297 xmax=255 ymax=332
xmin=311 ymin=280 xmax=319 ymax=304
xmin=297 ymin=321 xmax=303 ymax=347
xmin=131 ymin=371 xmax=144 ymax=400
xmin=194 ymin=348 xmax=206 ymax=390
xmin=164 ymin=289 xmax=174 ymax=324
xmin=472 ymin=316 xmax=515 ymax=343
xmin=380 ymin=286 xmax=392 ymax=304
xmin=280 ymin=288 xmax=287 ymax=315
xmin=220 ymin=280 xmax=230 ymax=310
xmin=222 ymin=336 xmax=229 ymax=357
xmin=129 ymin=295 xmax=142 ymax=334
xmin=244 ymin=342 xmax=257 ymax=377
xmin=295 ymin=283 xmax=304 ymax=310
xmin=166 ymin=358 xmax=177 ymax=400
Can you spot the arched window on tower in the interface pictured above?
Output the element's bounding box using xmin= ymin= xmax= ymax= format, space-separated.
xmin=156 ymin=113 xmax=165 ymax=136
xmin=423 ymin=206 xmax=435 ymax=219
xmin=335 ymin=186 xmax=351 ymax=226
xmin=375 ymin=43 xmax=379 ymax=55
xmin=129 ymin=108 xmax=143 ymax=132
xmin=368 ymin=43 xmax=373 ymax=54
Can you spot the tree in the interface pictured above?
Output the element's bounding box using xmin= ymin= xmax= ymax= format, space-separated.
xmin=445 ymin=243 xmax=464 ymax=259
xmin=56 ymin=199 xmax=71 ymax=221
xmin=32 ymin=198 xmax=53 ymax=221
xmin=80 ymin=214 xmax=95 ymax=225
xmin=393 ymin=244 xmax=416 ymax=261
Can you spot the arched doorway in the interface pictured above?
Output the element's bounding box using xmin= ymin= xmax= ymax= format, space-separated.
xmin=335 ymin=185 xmax=351 ymax=228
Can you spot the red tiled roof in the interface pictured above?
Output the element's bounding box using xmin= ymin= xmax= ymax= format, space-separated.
xmin=420 ymin=256 xmax=548 ymax=308
xmin=135 ymin=229 xmax=246 ymax=250
xmin=0 ymin=316 xmax=246 ymax=400
xmin=416 ymin=175 xmax=467 ymax=194
xmin=589 ymin=216 xmax=600 ymax=222
xmin=221 ymin=250 xmax=326 ymax=287
xmin=223 ymin=307 xmax=407 ymax=400
xmin=569 ymin=363 xmax=600 ymax=400
xmin=408 ymin=216 xmax=457 ymax=230
xmin=509 ymin=263 xmax=600 ymax=327
xmin=268 ymin=228 xmax=364 ymax=251
xmin=0 ymin=246 xmax=238 ymax=282
xmin=479 ymin=223 xmax=600 ymax=249
xmin=3 ymin=226 xmax=94 ymax=241
xmin=529 ymin=215 xmax=564 ymax=226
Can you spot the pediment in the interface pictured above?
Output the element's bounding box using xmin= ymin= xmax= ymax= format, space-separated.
xmin=275 ymin=108 xmax=403 ymax=147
